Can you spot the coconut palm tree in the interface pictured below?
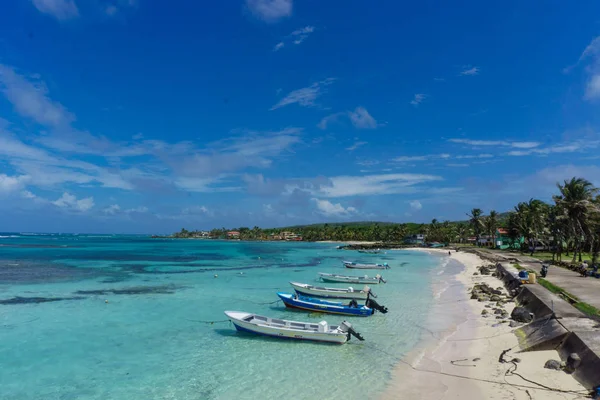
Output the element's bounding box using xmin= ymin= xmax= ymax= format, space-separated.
xmin=455 ymin=223 xmax=471 ymax=244
xmin=467 ymin=208 xmax=484 ymax=246
xmin=485 ymin=210 xmax=499 ymax=248
xmin=553 ymin=177 xmax=599 ymax=262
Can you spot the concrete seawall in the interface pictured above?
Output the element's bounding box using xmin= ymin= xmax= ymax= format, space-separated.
xmin=496 ymin=262 xmax=600 ymax=391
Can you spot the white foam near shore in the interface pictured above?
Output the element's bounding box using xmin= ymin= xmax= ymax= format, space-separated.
xmin=381 ymin=248 xmax=587 ymax=400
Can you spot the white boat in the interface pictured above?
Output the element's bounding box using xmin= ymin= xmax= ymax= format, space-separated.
xmin=343 ymin=261 xmax=390 ymax=270
xmin=290 ymin=281 xmax=374 ymax=300
xmin=224 ymin=311 xmax=364 ymax=344
xmin=318 ymin=272 xmax=386 ymax=284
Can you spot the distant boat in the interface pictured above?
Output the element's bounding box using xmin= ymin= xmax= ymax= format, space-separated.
xmin=343 ymin=261 xmax=390 ymax=270
xmin=224 ymin=311 xmax=364 ymax=344
xmin=278 ymin=292 xmax=387 ymax=316
xmin=318 ymin=272 xmax=386 ymax=284
xmin=358 ymin=249 xmax=382 ymax=254
xmin=290 ymin=281 xmax=375 ymax=300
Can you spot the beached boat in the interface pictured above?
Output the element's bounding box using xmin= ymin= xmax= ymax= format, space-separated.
xmin=343 ymin=261 xmax=390 ymax=270
xmin=224 ymin=311 xmax=364 ymax=344
xmin=318 ymin=272 xmax=386 ymax=284
xmin=277 ymin=292 xmax=388 ymax=316
xmin=290 ymin=281 xmax=375 ymax=300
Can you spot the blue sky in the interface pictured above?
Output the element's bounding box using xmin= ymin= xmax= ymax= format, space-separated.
xmin=1 ymin=0 xmax=600 ymax=233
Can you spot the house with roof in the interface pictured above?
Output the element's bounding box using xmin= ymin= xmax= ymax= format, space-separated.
xmin=227 ymin=231 xmax=240 ymax=239
xmin=477 ymin=228 xmax=523 ymax=249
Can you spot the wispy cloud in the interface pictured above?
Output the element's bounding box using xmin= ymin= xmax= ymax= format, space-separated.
xmin=0 ymin=174 xmax=29 ymax=193
xmin=410 ymin=93 xmax=427 ymax=106
xmin=318 ymin=107 xmax=379 ymax=130
xmin=455 ymin=154 xmax=493 ymax=159
xmin=575 ymin=36 xmax=600 ymax=99
xmin=317 ymin=173 xmax=442 ymax=197
xmin=393 ymin=154 xmax=450 ymax=162
xmin=32 ymin=0 xmax=79 ymax=21
xmin=271 ymin=78 xmax=334 ymax=110
xmin=460 ymin=66 xmax=480 ymax=76
xmin=0 ymin=64 xmax=75 ymax=127
xmin=53 ymin=192 xmax=95 ymax=212
xmin=348 ymin=107 xmax=378 ymax=129
xmin=449 ymin=138 xmax=540 ymax=149
xmin=506 ymin=140 xmax=600 ymax=157
xmin=272 ymin=26 xmax=315 ymax=51
xmin=346 ymin=141 xmax=367 ymax=151
xmin=291 ymin=26 xmax=314 ymax=45
xmin=311 ymin=198 xmax=357 ymax=217
xmin=246 ymin=0 xmax=292 ymax=22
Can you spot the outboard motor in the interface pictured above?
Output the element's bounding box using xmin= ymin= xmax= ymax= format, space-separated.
xmin=339 ymin=321 xmax=365 ymax=341
xmin=363 ymin=285 xmax=377 ymax=298
xmin=540 ymin=264 xmax=548 ymax=278
xmin=365 ymin=297 xmax=388 ymax=314
xmin=376 ymin=274 xmax=387 ymax=284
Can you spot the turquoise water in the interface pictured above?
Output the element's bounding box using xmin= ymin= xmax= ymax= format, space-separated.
xmin=0 ymin=234 xmax=444 ymax=399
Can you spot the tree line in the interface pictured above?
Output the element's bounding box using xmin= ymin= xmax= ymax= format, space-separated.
xmin=171 ymin=177 xmax=600 ymax=264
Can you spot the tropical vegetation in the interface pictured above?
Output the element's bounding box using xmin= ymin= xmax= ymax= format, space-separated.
xmin=171 ymin=176 xmax=600 ymax=265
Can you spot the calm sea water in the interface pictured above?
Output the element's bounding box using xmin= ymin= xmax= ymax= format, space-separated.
xmin=0 ymin=234 xmax=448 ymax=400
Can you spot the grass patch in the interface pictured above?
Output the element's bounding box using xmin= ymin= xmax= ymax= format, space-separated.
xmin=513 ymin=263 xmax=524 ymax=271
xmin=574 ymin=302 xmax=600 ymax=317
xmin=537 ymin=278 xmax=600 ymax=318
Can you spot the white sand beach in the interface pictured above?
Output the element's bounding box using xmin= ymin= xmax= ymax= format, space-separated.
xmin=381 ymin=248 xmax=587 ymax=400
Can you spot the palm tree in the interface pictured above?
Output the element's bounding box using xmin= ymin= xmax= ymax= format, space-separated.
xmin=467 ymin=208 xmax=484 ymax=246
xmin=486 ymin=210 xmax=499 ymax=248
xmin=455 ymin=223 xmax=470 ymax=244
xmin=553 ymin=178 xmax=599 ymax=262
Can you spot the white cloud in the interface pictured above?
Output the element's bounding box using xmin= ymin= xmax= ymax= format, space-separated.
xmin=346 ymin=141 xmax=367 ymax=151
xmin=53 ymin=192 xmax=95 ymax=212
xmin=319 ymin=107 xmax=379 ymax=130
xmin=455 ymin=154 xmax=493 ymax=159
xmin=0 ymin=174 xmax=29 ymax=193
xmin=317 ymin=112 xmax=344 ymax=129
xmin=32 ymin=0 xmax=79 ymax=21
xmin=0 ymin=64 xmax=75 ymax=127
xmin=410 ymin=93 xmax=427 ymax=106
xmin=273 ymin=42 xmax=285 ymax=51
xmin=291 ymin=26 xmax=314 ymax=45
xmin=409 ymin=200 xmax=422 ymax=210
xmin=271 ymin=78 xmax=334 ymax=110
xmin=317 ymin=173 xmax=442 ymax=197
xmin=449 ymin=138 xmax=540 ymax=148
xmin=21 ymin=190 xmax=36 ymax=199
xmin=103 ymin=204 xmax=121 ymax=215
xmin=578 ymin=36 xmax=600 ymax=63
xmin=182 ymin=205 xmax=211 ymax=216
xmin=311 ymin=198 xmax=357 ymax=217
xmin=348 ymin=107 xmax=378 ymax=129
xmin=127 ymin=206 xmax=148 ymax=213
xmin=585 ymin=74 xmax=600 ymax=99
xmin=393 ymin=154 xmax=451 ymax=162
xmin=246 ymin=0 xmax=292 ymax=22
xmin=506 ymin=140 xmax=600 ymax=156
xmin=460 ymin=66 xmax=480 ymax=76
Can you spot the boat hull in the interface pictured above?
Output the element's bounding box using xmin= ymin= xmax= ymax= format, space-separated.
xmin=225 ymin=311 xmax=348 ymax=344
xmin=278 ymin=293 xmax=374 ymax=317
xmin=343 ymin=261 xmax=389 ymax=270
xmin=290 ymin=282 xmax=370 ymax=300
xmin=318 ymin=273 xmax=381 ymax=284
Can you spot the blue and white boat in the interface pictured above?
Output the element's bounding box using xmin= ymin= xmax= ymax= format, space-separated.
xmin=277 ymin=292 xmax=388 ymax=317
xmin=318 ymin=272 xmax=386 ymax=284
xmin=290 ymin=281 xmax=375 ymax=300
xmin=224 ymin=311 xmax=364 ymax=344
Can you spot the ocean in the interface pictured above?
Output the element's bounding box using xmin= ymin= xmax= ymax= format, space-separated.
xmin=0 ymin=234 xmax=451 ymax=400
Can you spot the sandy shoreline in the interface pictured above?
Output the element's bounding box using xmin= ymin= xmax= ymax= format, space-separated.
xmin=381 ymin=248 xmax=586 ymax=400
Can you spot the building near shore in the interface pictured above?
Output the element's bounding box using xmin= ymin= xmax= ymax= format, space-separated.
xmin=227 ymin=231 xmax=240 ymax=238
xmin=404 ymin=234 xmax=425 ymax=245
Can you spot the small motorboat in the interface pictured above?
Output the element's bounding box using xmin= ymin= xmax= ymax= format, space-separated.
xmin=278 ymin=292 xmax=387 ymax=316
xmin=358 ymin=249 xmax=382 ymax=254
xmin=224 ymin=311 xmax=364 ymax=344
xmin=343 ymin=261 xmax=390 ymax=270
xmin=290 ymin=281 xmax=375 ymax=300
xmin=318 ymin=272 xmax=386 ymax=284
